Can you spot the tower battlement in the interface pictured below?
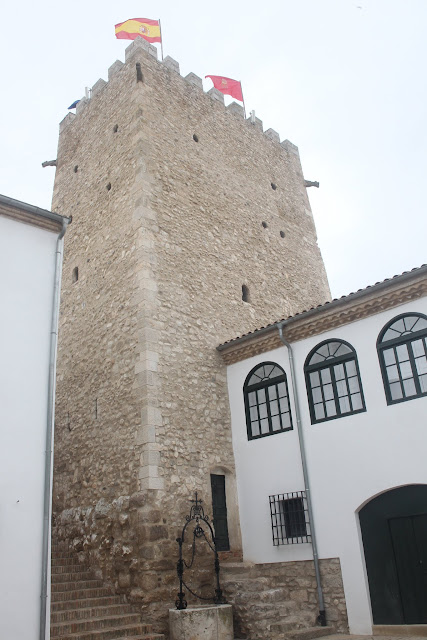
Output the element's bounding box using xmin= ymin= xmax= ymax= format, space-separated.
xmin=59 ymin=36 xmax=295 ymax=155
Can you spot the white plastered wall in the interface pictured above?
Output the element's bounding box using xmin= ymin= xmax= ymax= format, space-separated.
xmin=0 ymin=215 xmax=58 ymax=640
xmin=226 ymin=297 xmax=427 ymax=635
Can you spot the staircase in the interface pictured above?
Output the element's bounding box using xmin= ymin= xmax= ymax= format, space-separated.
xmin=222 ymin=562 xmax=335 ymax=640
xmin=51 ymin=543 xmax=164 ymax=640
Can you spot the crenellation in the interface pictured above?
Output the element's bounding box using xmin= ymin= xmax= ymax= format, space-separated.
xmin=226 ymin=101 xmax=245 ymax=118
xmin=207 ymin=86 xmax=225 ymax=104
xmin=75 ymin=96 xmax=88 ymax=115
xmin=281 ymin=138 xmax=299 ymax=155
xmin=247 ymin=114 xmax=263 ymax=130
xmin=59 ymin=112 xmax=75 ymax=133
xmin=91 ymin=78 xmax=107 ymax=97
xmin=108 ymin=59 xmax=124 ymax=79
xmin=264 ymin=127 xmax=280 ymax=143
xmin=162 ymin=55 xmax=180 ymax=74
xmin=184 ymin=72 xmax=203 ymax=89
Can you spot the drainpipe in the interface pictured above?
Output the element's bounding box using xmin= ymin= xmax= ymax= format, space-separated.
xmin=40 ymin=216 xmax=70 ymax=640
xmin=278 ymin=324 xmax=326 ymax=626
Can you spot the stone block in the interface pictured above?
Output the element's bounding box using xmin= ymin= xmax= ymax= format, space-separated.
xmin=264 ymin=128 xmax=280 ymax=143
xmin=163 ymin=56 xmax=180 ymax=74
xmin=169 ymin=605 xmax=233 ymax=640
xmin=139 ymin=475 xmax=164 ymax=490
xmin=185 ymin=72 xmax=203 ymax=89
xmin=207 ymin=87 xmax=224 ymax=104
xmin=108 ymin=60 xmax=124 ymax=79
xmin=125 ymin=36 xmax=158 ymax=61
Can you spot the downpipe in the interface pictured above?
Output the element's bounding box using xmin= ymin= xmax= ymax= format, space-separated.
xmin=278 ymin=324 xmax=327 ymax=626
xmin=40 ymin=217 xmax=69 ymax=640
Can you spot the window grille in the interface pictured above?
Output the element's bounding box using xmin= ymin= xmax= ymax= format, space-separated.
xmin=269 ymin=491 xmax=311 ymax=546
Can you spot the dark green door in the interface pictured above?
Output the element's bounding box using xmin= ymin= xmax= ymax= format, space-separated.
xmin=389 ymin=514 xmax=427 ymax=624
xmin=210 ymin=474 xmax=230 ymax=551
xmin=360 ymin=485 xmax=427 ymax=625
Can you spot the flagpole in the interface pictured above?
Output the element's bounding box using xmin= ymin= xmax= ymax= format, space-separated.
xmin=159 ymin=19 xmax=164 ymax=60
xmin=241 ymin=82 xmax=247 ymax=119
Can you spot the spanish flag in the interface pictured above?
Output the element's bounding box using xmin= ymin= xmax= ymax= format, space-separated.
xmin=115 ymin=18 xmax=161 ymax=42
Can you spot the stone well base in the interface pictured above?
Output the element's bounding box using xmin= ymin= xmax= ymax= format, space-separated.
xmin=169 ymin=604 xmax=233 ymax=640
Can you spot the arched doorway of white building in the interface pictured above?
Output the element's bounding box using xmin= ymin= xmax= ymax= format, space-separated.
xmin=359 ymin=485 xmax=427 ymax=625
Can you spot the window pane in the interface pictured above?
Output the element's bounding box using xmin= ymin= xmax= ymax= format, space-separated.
xmin=390 ymin=318 xmax=406 ymax=334
xmin=334 ymin=364 xmax=345 ymax=380
xmin=386 ymin=365 xmax=399 ymax=383
xmin=271 ymin=415 xmax=281 ymax=431
xmin=269 ymin=366 xmax=283 ymax=379
xmin=412 ymin=316 xmax=427 ymax=332
xmin=281 ymin=413 xmax=291 ymax=429
xmin=277 ymin=382 xmax=286 ymax=397
xmin=415 ymin=356 xmax=427 ymax=376
xmin=323 ymin=383 xmax=334 ymax=401
xmin=257 ymin=388 xmax=266 ymax=402
xmin=321 ymin=368 xmax=331 ymax=384
xmin=334 ymin=343 xmax=352 ymax=357
xmin=403 ymin=378 xmax=417 ymax=397
xmin=404 ymin=316 xmax=420 ymax=332
xmin=312 ymin=387 xmax=323 ymax=403
xmin=264 ymin=364 xmax=275 ymax=378
xmin=270 ymin=400 xmax=279 ymax=416
xmin=345 ymin=360 xmax=356 ymax=377
xmin=248 ymin=392 xmax=257 ymax=407
xmin=419 ymin=374 xmax=427 ymax=393
xmin=390 ymin=381 xmax=403 ymax=400
xmin=260 ymin=418 xmax=269 ymax=434
xmin=310 ymin=352 xmax=325 ymax=365
xmin=325 ymin=400 xmax=337 ymax=417
xmin=269 ymin=385 xmax=277 ymax=400
xmin=336 ymin=379 xmax=347 ymax=397
xmin=339 ymin=396 xmax=351 ymax=413
xmin=396 ymin=343 xmax=409 ymax=361
xmin=310 ymin=371 xmax=320 ymax=386
xmin=351 ymin=393 xmax=363 ymax=411
xmin=259 ymin=403 xmax=268 ymax=419
xmin=383 ymin=348 xmax=396 ymax=366
xmin=399 ymin=360 xmax=413 ymax=380
xmin=250 ymin=406 xmax=258 ymax=421
xmin=348 ymin=376 xmax=360 ymax=394
xmin=251 ymin=421 xmax=260 ymax=436
xmin=279 ymin=397 xmax=289 ymax=413
xmin=412 ymin=339 xmax=425 ymax=358
xmin=314 ymin=403 xmax=325 ymax=420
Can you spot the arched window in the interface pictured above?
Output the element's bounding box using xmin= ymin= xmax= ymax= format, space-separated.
xmin=244 ymin=362 xmax=293 ymax=440
xmin=305 ymin=339 xmax=365 ymax=424
xmin=377 ymin=313 xmax=427 ymax=404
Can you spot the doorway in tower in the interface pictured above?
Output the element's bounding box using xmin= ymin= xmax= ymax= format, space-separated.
xmin=359 ymin=485 xmax=427 ymax=625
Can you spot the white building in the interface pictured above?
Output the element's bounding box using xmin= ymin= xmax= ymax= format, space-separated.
xmin=218 ymin=265 xmax=427 ymax=635
xmin=0 ymin=195 xmax=69 ymax=640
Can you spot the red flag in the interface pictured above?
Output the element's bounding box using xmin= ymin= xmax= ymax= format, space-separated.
xmin=205 ymin=75 xmax=243 ymax=102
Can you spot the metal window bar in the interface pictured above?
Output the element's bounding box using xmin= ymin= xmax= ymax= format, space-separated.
xmin=269 ymin=491 xmax=311 ymax=546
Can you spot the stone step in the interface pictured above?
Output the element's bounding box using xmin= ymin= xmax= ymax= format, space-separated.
xmin=48 ymin=624 xmax=163 ymax=640
xmin=280 ymin=626 xmax=336 ymax=640
xmin=52 ymin=605 xmax=137 ymax=624
xmin=52 ymin=579 xmax=105 ymax=593
xmin=52 ymin=587 xmax=116 ymax=602
xmin=52 ymin=596 xmax=123 ymax=612
xmin=51 ymin=614 xmax=145 ymax=637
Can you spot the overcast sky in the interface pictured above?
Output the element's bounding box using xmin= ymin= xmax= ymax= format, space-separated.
xmin=1 ymin=0 xmax=425 ymax=299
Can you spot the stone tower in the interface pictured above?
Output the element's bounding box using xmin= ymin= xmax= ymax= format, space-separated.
xmin=51 ymin=37 xmax=330 ymax=631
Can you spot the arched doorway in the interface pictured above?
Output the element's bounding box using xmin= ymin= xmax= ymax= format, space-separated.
xmin=359 ymin=485 xmax=427 ymax=625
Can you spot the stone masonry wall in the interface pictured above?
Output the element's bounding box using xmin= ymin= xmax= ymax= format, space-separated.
xmin=52 ymin=37 xmax=332 ymax=636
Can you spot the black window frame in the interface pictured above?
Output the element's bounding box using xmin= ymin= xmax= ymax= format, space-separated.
xmin=377 ymin=312 xmax=427 ymax=406
xmin=243 ymin=361 xmax=293 ymax=441
xmin=304 ymin=338 xmax=366 ymax=424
